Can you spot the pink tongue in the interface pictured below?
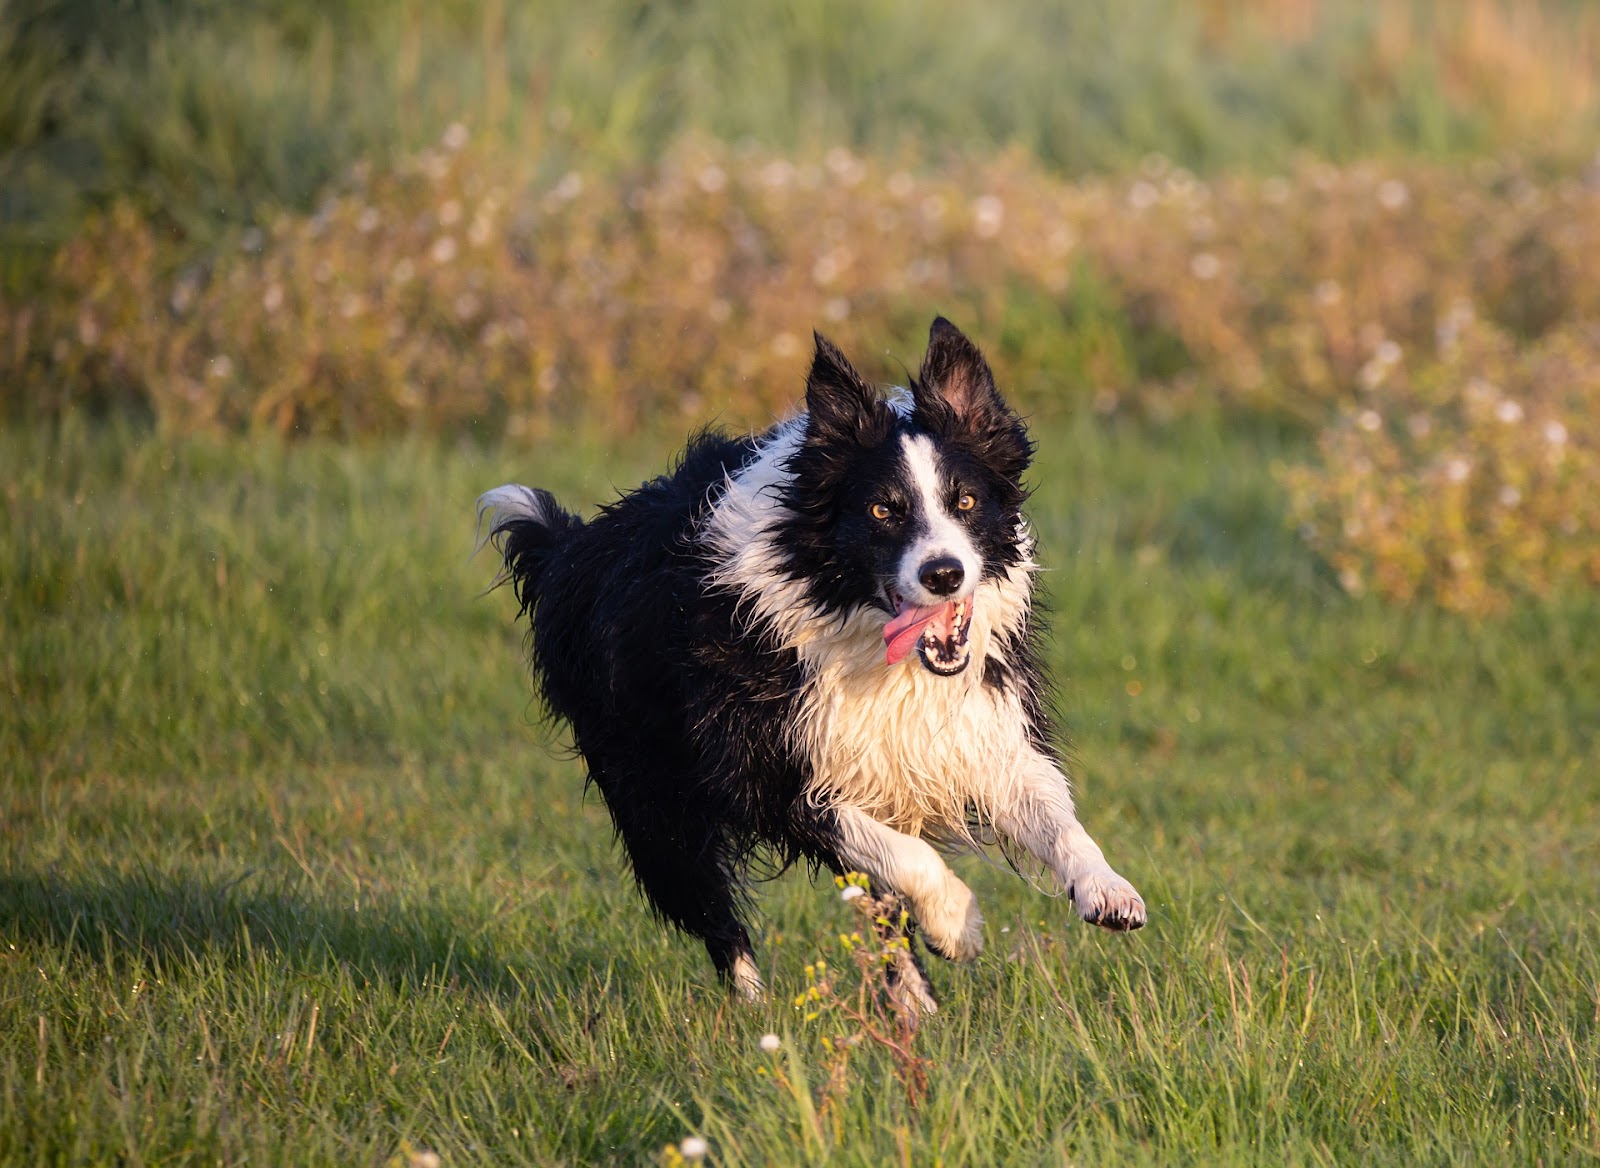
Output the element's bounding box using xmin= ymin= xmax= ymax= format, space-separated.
xmin=884 ymin=601 xmax=956 ymax=665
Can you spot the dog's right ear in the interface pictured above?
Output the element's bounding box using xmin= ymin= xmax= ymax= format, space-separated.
xmin=804 ymin=332 xmax=881 ymax=443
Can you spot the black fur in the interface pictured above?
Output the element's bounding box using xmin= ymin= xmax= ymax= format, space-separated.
xmin=480 ymin=318 xmax=1058 ymax=990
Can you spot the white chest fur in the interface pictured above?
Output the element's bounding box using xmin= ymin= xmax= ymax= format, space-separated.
xmin=792 ymin=570 xmax=1037 ymax=837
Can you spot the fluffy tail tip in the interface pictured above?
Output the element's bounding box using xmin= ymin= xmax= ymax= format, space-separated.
xmin=474 ymin=484 xmax=557 ymax=575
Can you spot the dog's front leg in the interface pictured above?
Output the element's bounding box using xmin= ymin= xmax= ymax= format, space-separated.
xmin=820 ymin=804 xmax=985 ymax=961
xmin=992 ymin=754 xmax=1146 ymax=931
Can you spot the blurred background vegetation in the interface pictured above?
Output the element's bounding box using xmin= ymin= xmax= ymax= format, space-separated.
xmin=3 ymin=0 xmax=1600 ymax=612
xmin=6 ymin=0 xmax=1599 ymax=268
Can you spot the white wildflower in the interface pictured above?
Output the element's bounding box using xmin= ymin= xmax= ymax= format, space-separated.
xmin=811 ymin=253 xmax=841 ymax=286
xmin=552 ymin=172 xmax=583 ymax=202
xmin=1377 ymin=179 xmax=1410 ymax=210
xmin=759 ymin=1033 xmax=781 ymax=1052
xmin=972 ymin=195 xmax=1005 ymax=239
xmin=825 ymin=146 xmax=864 ymax=185
xmin=761 ymin=160 xmax=795 ymax=190
xmin=840 ymin=884 xmax=865 ymax=902
xmin=697 ymin=165 xmax=727 ymax=194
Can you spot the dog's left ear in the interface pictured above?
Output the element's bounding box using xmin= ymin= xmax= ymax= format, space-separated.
xmin=913 ymin=317 xmax=1012 ymax=428
xmin=912 ymin=317 xmax=1032 ymax=473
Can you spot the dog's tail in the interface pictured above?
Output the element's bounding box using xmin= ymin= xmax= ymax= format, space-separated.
xmin=475 ymin=484 xmax=583 ymax=618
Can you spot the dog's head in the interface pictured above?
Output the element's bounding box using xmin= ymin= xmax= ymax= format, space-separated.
xmin=779 ymin=317 xmax=1035 ymax=676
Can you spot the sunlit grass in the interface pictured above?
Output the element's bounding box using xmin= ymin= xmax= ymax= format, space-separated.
xmin=4 ymin=415 xmax=1597 ymax=1162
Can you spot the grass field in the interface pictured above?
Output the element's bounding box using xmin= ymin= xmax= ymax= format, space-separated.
xmin=5 ymin=412 xmax=1597 ymax=1163
xmin=6 ymin=1 xmax=1600 ymax=1159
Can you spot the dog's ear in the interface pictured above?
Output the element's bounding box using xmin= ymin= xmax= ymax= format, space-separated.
xmin=912 ymin=316 xmax=1006 ymax=427
xmin=804 ymin=332 xmax=881 ymax=443
xmin=912 ymin=316 xmax=1033 ymax=479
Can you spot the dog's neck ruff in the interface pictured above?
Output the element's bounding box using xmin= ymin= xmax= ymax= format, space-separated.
xmin=703 ymin=413 xmax=1042 ymax=837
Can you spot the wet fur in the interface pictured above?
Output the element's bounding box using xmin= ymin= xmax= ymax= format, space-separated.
xmin=478 ymin=318 xmax=1144 ymax=1002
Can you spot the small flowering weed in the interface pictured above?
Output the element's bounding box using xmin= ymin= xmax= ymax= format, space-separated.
xmin=759 ymin=873 xmax=933 ymax=1140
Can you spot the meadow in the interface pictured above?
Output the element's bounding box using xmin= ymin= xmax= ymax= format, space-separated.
xmin=4 ymin=0 xmax=1600 ymax=1162
xmin=4 ymin=411 xmax=1598 ymax=1164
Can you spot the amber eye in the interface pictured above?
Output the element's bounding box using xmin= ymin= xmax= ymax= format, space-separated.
xmin=956 ymin=493 xmax=977 ymax=512
xmin=870 ymin=502 xmax=893 ymax=521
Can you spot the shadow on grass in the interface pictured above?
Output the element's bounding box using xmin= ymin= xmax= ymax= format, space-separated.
xmin=0 ymin=865 xmax=627 ymax=1007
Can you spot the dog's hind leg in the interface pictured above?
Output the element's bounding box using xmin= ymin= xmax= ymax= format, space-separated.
xmin=604 ymin=798 xmax=765 ymax=1000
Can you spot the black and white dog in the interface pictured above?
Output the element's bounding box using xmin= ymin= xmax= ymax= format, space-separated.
xmin=478 ymin=318 xmax=1144 ymax=1004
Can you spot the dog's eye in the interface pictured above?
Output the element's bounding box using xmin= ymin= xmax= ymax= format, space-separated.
xmin=870 ymin=502 xmax=893 ymax=521
xmin=956 ymin=493 xmax=977 ymax=512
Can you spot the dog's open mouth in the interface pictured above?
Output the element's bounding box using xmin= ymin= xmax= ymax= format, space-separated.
xmin=883 ymin=592 xmax=974 ymax=675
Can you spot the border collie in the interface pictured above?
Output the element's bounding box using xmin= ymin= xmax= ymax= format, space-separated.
xmin=478 ymin=318 xmax=1144 ymax=1005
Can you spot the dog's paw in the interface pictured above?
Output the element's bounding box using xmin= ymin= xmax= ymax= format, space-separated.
xmin=1071 ymin=867 xmax=1146 ymax=932
xmin=729 ymin=953 xmax=767 ymax=1002
xmin=886 ymin=948 xmax=939 ymax=1020
xmin=918 ymin=877 xmax=984 ymax=961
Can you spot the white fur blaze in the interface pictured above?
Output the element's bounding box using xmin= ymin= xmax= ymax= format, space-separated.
xmin=896 ymin=432 xmax=982 ymax=606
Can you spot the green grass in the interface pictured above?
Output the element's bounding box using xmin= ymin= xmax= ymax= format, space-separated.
xmin=4 ymin=411 xmax=1597 ymax=1163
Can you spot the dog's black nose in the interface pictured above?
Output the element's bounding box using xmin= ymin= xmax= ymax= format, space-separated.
xmin=919 ymin=556 xmax=965 ymax=596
